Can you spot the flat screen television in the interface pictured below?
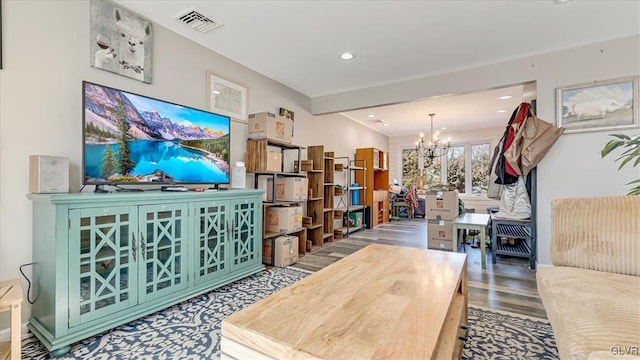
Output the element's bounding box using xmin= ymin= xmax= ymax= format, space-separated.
xmin=82 ymin=81 xmax=231 ymax=186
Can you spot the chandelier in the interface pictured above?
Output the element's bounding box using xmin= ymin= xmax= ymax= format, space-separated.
xmin=415 ymin=113 xmax=451 ymax=166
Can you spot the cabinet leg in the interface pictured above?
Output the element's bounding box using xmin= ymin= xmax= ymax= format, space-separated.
xmin=51 ymin=345 xmax=72 ymax=357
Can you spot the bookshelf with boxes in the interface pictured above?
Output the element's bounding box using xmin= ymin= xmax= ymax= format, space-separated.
xmin=245 ymin=112 xmax=307 ymax=266
xmin=426 ymin=190 xmax=460 ymax=251
xmin=355 ymin=148 xmax=389 ymax=228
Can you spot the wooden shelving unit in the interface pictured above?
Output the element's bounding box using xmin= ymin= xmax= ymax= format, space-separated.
xmin=246 ymin=139 xmax=308 ymax=256
xmin=306 ymin=146 xmax=325 ymax=249
xmin=323 ymin=152 xmax=335 ymax=243
xmin=355 ymin=147 xmax=390 ymax=227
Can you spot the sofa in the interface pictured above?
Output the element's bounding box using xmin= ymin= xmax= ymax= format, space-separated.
xmin=537 ymin=196 xmax=640 ymax=360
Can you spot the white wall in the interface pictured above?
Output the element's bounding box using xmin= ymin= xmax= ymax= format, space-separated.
xmin=0 ymin=0 xmax=386 ymax=328
xmin=312 ymin=35 xmax=640 ymax=266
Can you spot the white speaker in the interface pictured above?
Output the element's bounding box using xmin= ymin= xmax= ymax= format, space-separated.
xmin=29 ymin=155 xmax=69 ymax=193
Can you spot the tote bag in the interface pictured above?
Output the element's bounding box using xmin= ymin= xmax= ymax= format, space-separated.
xmin=519 ymin=113 xmax=565 ymax=176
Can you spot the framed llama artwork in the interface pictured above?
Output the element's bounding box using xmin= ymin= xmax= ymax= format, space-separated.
xmin=90 ymin=0 xmax=153 ymax=83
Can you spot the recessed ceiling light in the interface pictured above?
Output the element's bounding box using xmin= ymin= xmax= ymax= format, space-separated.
xmin=340 ymin=52 xmax=355 ymax=61
xmin=212 ymin=90 xmax=221 ymax=95
xmin=368 ymin=114 xmax=375 ymax=118
xmin=383 ymin=123 xmax=390 ymax=127
xmin=440 ymin=127 xmax=447 ymax=130
xmin=497 ymin=109 xmax=507 ymax=113
xmin=498 ymin=95 xmax=512 ymax=100
xmin=554 ymin=0 xmax=574 ymax=4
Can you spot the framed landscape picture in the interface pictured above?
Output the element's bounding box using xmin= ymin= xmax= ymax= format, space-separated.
xmin=556 ymin=76 xmax=639 ymax=134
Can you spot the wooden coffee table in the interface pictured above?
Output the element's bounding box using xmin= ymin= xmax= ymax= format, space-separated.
xmin=221 ymin=244 xmax=468 ymax=359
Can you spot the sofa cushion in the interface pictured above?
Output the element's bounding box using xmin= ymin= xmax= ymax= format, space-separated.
xmin=537 ymin=266 xmax=640 ymax=360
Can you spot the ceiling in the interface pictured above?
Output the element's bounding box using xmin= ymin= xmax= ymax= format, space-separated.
xmin=114 ymin=0 xmax=640 ymax=136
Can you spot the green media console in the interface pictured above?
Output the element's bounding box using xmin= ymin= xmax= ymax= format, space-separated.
xmin=26 ymin=189 xmax=264 ymax=356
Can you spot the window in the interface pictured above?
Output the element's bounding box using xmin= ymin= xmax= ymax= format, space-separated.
xmin=446 ymin=145 xmax=465 ymax=193
xmin=402 ymin=149 xmax=418 ymax=188
xmin=471 ymin=143 xmax=491 ymax=194
xmin=401 ymin=142 xmax=491 ymax=195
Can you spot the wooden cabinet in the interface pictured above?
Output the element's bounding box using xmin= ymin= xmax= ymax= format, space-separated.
xmin=355 ymin=148 xmax=390 ymax=227
xmin=27 ymin=190 xmax=263 ymax=356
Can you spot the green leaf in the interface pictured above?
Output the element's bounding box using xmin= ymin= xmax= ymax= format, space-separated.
xmin=601 ymin=140 xmax=625 ymax=157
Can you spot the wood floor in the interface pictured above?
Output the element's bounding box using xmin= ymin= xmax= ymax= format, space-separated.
xmin=290 ymin=218 xmax=547 ymax=319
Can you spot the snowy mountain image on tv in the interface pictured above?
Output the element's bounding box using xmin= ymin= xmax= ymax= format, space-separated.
xmin=83 ymin=82 xmax=231 ymax=184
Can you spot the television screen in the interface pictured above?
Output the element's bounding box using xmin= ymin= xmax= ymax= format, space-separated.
xmin=83 ymin=81 xmax=231 ymax=185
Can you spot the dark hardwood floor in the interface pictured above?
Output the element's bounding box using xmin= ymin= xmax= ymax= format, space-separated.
xmin=290 ymin=218 xmax=547 ymax=319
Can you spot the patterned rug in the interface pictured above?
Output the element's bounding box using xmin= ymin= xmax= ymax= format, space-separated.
xmin=22 ymin=267 xmax=558 ymax=359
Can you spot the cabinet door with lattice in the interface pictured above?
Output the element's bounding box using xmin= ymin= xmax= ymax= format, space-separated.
xmin=194 ymin=200 xmax=231 ymax=284
xmin=68 ymin=206 xmax=139 ymax=327
xmin=230 ymin=198 xmax=261 ymax=273
xmin=138 ymin=204 xmax=189 ymax=303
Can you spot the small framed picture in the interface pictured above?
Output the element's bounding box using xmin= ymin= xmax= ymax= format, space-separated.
xmin=279 ymin=107 xmax=294 ymax=120
xmin=207 ymin=71 xmax=248 ymax=123
xmin=556 ymin=76 xmax=639 ymax=134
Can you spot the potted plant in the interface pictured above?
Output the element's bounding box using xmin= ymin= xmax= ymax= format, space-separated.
xmin=601 ymin=133 xmax=640 ymax=195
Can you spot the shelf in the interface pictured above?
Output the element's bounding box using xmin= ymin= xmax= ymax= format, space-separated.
xmin=263 ymin=201 xmax=305 ymax=207
xmin=347 ymin=186 xmax=364 ymax=190
xmin=346 ymin=205 xmax=365 ymax=211
xmin=323 ymin=208 xmax=333 ymax=212
xmin=262 ymin=138 xmax=306 ymax=149
xmin=322 ymin=233 xmax=333 ymax=239
xmin=349 ymin=166 xmax=365 ymax=171
xmin=495 ymin=239 xmax=531 ymax=257
xmin=307 ymin=197 xmax=323 ymax=201
xmin=307 ymin=169 xmax=323 ymax=173
xmin=324 ymin=183 xmax=334 ymax=186
xmin=252 ymin=171 xmax=306 ymax=177
xmin=495 ymin=224 xmax=531 ymax=238
xmin=304 ymin=224 xmax=323 ymax=230
xmin=263 ymin=228 xmax=306 ymax=240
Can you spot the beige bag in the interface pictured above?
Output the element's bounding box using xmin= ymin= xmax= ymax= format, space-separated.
xmin=504 ymin=111 xmax=564 ymax=176
xmin=495 ymin=176 xmax=531 ymax=220
xmin=519 ymin=113 xmax=564 ymax=176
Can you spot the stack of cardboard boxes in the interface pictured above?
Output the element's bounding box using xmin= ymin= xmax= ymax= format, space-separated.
xmin=426 ymin=190 xmax=459 ymax=251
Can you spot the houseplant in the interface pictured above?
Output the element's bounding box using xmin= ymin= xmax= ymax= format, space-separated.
xmin=601 ymin=133 xmax=640 ymax=195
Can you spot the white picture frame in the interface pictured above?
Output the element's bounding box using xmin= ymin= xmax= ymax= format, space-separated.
xmin=556 ymin=76 xmax=639 ymax=134
xmin=207 ymin=71 xmax=248 ymax=123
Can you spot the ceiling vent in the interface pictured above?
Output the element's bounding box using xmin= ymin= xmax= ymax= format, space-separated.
xmin=173 ymin=7 xmax=223 ymax=34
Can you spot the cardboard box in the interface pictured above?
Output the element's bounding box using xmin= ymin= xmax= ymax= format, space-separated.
xmin=427 ymin=220 xmax=454 ymax=251
xmin=333 ymin=218 xmax=344 ymax=229
xmin=248 ymin=112 xmax=293 ymax=143
xmin=266 ymin=206 xmax=303 ymax=233
xmin=428 ymin=238 xmax=454 ymax=251
xmin=263 ymin=235 xmax=299 ymax=266
xmin=266 ymin=151 xmax=282 ymax=172
xmin=426 ymin=190 xmax=459 ymax=221
xmin=267 ymin=177 xmax=308 ymax=202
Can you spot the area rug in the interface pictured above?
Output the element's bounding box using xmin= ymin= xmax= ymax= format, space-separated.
xmin=22 ymin=267 xmax=557 ymax=359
